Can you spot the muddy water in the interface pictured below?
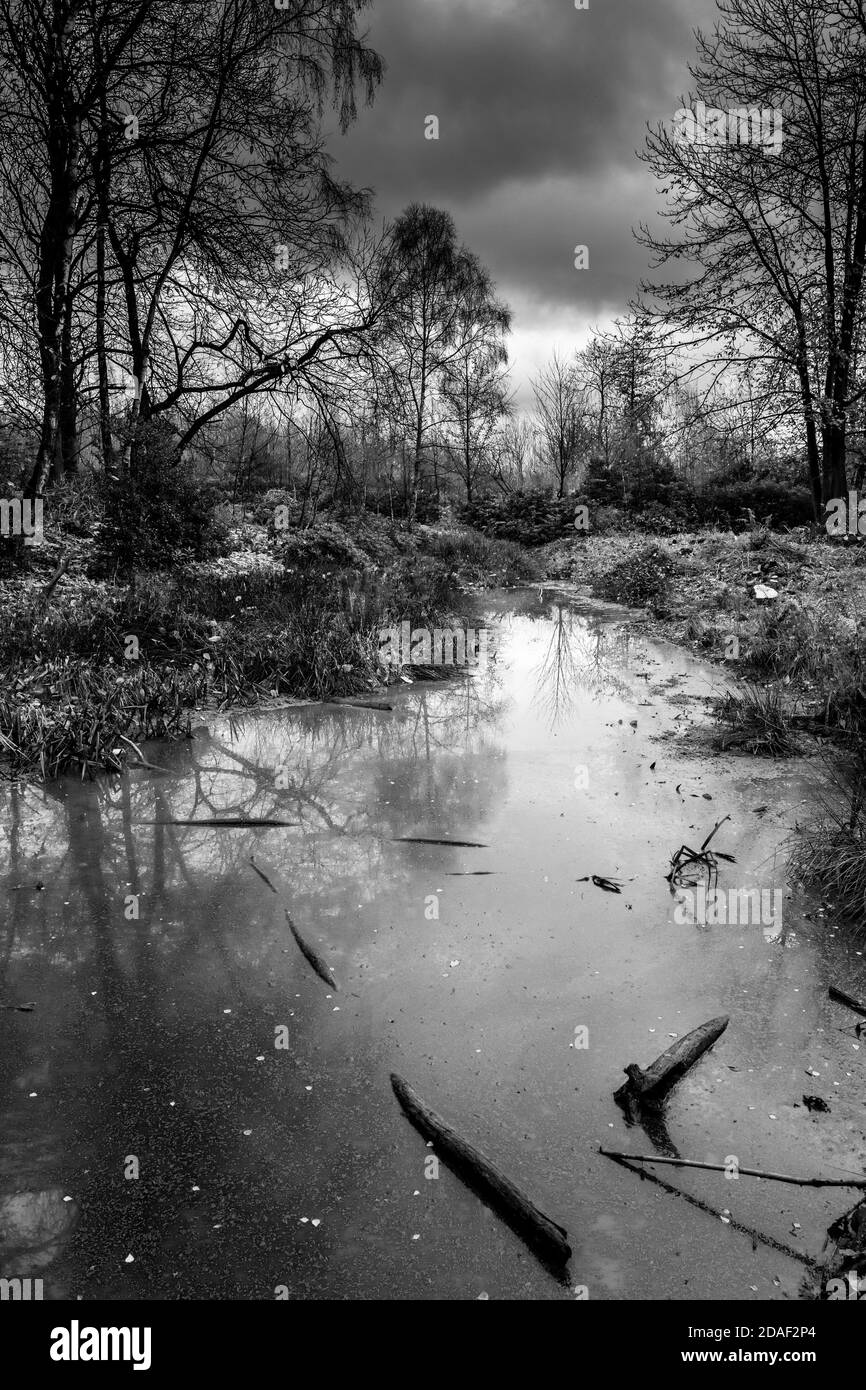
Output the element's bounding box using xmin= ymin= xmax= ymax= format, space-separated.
xmin=1 ymin=588 xmax=864 ymax=1302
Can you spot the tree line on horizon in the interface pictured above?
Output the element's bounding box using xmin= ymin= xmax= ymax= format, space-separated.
xmin=0 ymin=0 xmax=865 ymax=533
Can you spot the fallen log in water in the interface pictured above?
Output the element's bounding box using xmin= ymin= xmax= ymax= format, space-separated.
xmin=393 ymin=837 xmax=488 ymax=848
xmin=390 ymin=1073 xmax=570 ymax=1269
xmin=829 ymin=985 xmax=866 ymax=1018
xmin=138 ymin=818 xmax=298 ymax=828
xmin=249 ymin=858 xmax=338 ymax=991
xmin=599 ymin=1149 xmax=866 ymax=1188
xmin=614 ymin=1015 xmax=729 ymax=1106
xmin=249 ymin=857 xmax=278 ymax=894
xmin=285 ymin=910 xmax=338 ymax=992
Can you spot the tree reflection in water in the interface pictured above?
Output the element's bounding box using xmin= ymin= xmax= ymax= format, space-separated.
xmin=532 ymin=601 xmax=632 ymax=729
xmin=0 ymin=671 xmax=512 ymax=1297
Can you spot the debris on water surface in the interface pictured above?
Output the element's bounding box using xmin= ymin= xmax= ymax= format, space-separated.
xmin=802 ymin=1095 xmax=830 ymax=1113
xmin=576 ymin=874 xmax=623 ymax=894
xmin=665 ymin=815 xmax=735 ymax=892
xmin=812 ymin=1199 xmax=866 ymax=1299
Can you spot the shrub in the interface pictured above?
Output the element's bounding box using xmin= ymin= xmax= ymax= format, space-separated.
xmin=584 ymin=455 xmax=621 ymax=505
xmin=460 ymin=490 xmax=576 ymax=545
xmin=378 ymin=556 xmax=457 ymax=625
xmin=589 ymin=541 xmax=677 ymax=607
xmin=698 ymin=479 xmax=815 ymax=529
xmin=271 ymin=519 xmax=371 ymax=570
xmin=93 ymin=421 xmax=227 ymax=574
xmin=423 ymin=526 xmax=540 ymax=583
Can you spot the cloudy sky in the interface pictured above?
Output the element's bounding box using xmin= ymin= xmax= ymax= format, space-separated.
xmin=333 ymin=0 xmax=717 ymax=407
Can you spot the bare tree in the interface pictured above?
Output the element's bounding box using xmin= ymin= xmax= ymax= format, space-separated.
xmin=531 ymin=349 xmax=588 ymax=498
xmin=640 ymin=0 xmax=866 ymax=511
xmin=440 ymin=256 xmax=511 ymax=502
xmin=376 ymin=204 xmax=508 ymax=524
xmin=0 ymin=0 xmax=385 ymax=492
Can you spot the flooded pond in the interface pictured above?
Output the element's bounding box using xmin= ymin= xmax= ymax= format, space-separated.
xmin=2 ymin=588 xmax=864 ymax=1301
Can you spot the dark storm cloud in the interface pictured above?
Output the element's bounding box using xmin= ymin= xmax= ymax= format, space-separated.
xmin=333 ymin=0 xmax=718 ymax=394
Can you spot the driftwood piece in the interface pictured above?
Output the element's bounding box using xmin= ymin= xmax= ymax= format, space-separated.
xmin=599 ymin=1149 xmax=866 ymax=1188
xmin=614 ymin=1015 xmax=729 ymax=1105
xmin=829 ymin=985 xmax=866 ymax=1018
xmin=390 ymin=1073 xmax=570 ymax=1269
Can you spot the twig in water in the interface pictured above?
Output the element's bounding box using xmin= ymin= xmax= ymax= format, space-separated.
xmin=599 ymin=1150 xmax=817 ymax=1268
xmin=700 ymin=814 xmax=731 ymax=852
xmin=599 ymin=1149 xmax=866 ymax=1188
xmin=577 ymin=874 xmax=623 ymax=893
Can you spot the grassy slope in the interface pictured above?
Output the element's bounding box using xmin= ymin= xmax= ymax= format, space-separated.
xmin=0 ymin=515 xmax=538 ymax=779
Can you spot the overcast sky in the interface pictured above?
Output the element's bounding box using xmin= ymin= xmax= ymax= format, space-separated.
xmin=333 ymin=0 xmax=717 ymax=407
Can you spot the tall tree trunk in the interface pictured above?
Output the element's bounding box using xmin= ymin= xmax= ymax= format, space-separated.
xmin=795 ymin=323 xmax=823 ymax=522
xmin=94 ymin=100 xmax=114 ymax=475
xmin=410 ymin=380 xmax=425 ymax=529
xmin=58 ymin=285 xmax=78 ymax=477
xmin=27 ymin=5 xmax=80 ymax=498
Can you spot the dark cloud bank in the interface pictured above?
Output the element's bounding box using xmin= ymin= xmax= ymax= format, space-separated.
xmin=333 ymin=0 xmax=717 ymax=399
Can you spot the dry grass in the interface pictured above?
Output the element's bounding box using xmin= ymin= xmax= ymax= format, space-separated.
xmin=790 ymin=752 xmax=866 ymax=935
xmin=715 ymin=684 xmax=799 ymax=756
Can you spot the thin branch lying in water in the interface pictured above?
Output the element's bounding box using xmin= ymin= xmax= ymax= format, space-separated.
xmin=600 ymin=1148 xmax=866 ymax=1188
xmin=599 ymin=1150 xmax=818 ymax=1269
